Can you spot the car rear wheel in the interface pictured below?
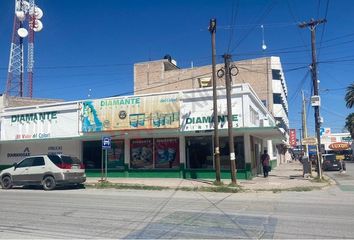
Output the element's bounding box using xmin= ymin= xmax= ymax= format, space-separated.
xmin=1 ymin=176 xmax=13 ymax=189
xmin=42 ymin=176 xmax=56 ymax=191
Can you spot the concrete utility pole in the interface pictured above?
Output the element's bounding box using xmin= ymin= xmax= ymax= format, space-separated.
xmin=223 ymin=54 xmax=237 ymax=185
xmin=299 ymin=18 xmax=326 ymax=179
xmin=209 ymin=19 xmax=221 ymax=183
xmin=302 ymin=90 xmax=311 ymax=174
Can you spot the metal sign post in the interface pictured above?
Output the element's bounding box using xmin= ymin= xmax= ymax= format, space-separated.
xmin=102 ymin=136 xmax=111 ymax=182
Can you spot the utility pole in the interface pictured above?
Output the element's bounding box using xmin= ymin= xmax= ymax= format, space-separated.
xmin=223 ymin=54 xmax=237 ymax=185
xmin=302 ymin=90 xmax=311 ymax=174
xmin=298 ymin=128 xmax=303 ymax=156
xmin=299 ymin=18 xmax=326 ymax=179
xmin=209 ymin=19 xmax=221 ymax=183
xmin=302 ymin=91 xmax=308 ymax=156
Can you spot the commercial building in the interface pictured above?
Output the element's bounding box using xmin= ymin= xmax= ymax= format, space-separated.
xmin=134 ymin=56 xmax=289 ymax=133
xmin=134 ymin=56 xmax=290 ymax=163
xmin=0 ymin=83 xmax=285 ymax=179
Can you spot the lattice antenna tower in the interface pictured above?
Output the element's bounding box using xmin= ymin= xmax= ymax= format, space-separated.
xmin=6 ymin=0 xmax=44 ymax=98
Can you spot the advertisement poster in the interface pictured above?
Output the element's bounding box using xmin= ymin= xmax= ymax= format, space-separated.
xmin=155 ymin=138 xmax=179 ymax=169
xmin=130 ymin=139 xmax=153 ymax=169
xmin=1 ymin=109 xmax=80 ymax=140
xmin=107 ymin=140 xmax=124 ymax=169
xmin=81 ymin=94 xmax=180 ymax=132
xmin=289 ymin=129 xmax=297 ymax=147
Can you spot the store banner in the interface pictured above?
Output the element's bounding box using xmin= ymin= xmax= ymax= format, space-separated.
xmin=1 ymin=109 xmax=80 ymax=140
xmin=155 ymin=138 xmax=179 ymax=169
xmin=289 ymin=129 xmax=297 ymax=147
xmin=81 ymin=94 xmax=180 ymax=132
xmin=180 ymin=97 xmax=242 ymax=131
xmin=130 ymin=139 xmax=153 ymax=169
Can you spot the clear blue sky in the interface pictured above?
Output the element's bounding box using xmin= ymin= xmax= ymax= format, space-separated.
xmin=0 ymin=0 xmax=353 ymax=136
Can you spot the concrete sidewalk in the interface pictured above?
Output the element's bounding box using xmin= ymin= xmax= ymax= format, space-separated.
xmin=85 ymin=161 xmax=333 ymax=191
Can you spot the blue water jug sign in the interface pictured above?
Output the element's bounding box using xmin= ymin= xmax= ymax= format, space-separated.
xmin=102 ymin=136 xmax=111 ymax=149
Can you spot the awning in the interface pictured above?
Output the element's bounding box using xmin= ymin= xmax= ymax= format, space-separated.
xmin=234 ymin=127 xmax=286 ymax=141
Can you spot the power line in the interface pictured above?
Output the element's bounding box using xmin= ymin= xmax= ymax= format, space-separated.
xmin=229 ymin=1 xmax=277 ymax=53
xmin=227 ymin=0 xmax=239 ymax=53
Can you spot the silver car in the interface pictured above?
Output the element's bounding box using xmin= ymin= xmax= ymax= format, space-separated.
xmin=0 ymin=154 xmax=86 ymax=190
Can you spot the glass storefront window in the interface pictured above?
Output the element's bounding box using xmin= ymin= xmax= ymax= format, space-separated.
xmin=83 ymin=141 xmax=102 ymax=169
xmin=107 ymin=140 xmax=124 ymax=169
xmin=155 ymin=138 xmax=179 ymax=169
xmin=130 ymin=139 xmax=153 ymax=169
xmin=219 ymin=137 xmax=245 ymax=170
xmin=83 ymin=140 xmax=125 ymax=170
xmin=186 ymin=136 xmax=213 ymax=169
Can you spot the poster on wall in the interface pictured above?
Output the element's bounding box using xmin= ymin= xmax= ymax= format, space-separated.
xmin=107 ymin=140 xmax=124 ymax=169
xmin=155 ymin=138 xmax=179 ymax=169
xmin=81 ymin=94 xmax=180 ymax=132
xmin=130 ymin=139 xmax=153 ymax=169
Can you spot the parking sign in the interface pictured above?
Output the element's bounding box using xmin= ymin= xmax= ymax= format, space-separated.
xmin=102 ymin=136 xmax=111 ymax=149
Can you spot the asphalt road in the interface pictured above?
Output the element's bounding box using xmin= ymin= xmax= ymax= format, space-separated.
xmin=324 ymin=162 xmax=354 ymax=192
xmin=1 ymin=170 xmax=354 ymax=239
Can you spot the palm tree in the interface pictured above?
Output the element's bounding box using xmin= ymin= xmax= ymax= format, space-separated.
xmin=345 ymin=83 xmax=354 ymax=108
xmin=345 ymin=113 xmax=354 ymax=139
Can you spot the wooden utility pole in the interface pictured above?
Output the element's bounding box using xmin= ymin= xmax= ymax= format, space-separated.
xmin=299 ymin=18 xmax=326 ymax=179
xmin=209 ymin=19 xmax=221 ymax=183
xmin=223 ymin=54 xmax=237 ymax=185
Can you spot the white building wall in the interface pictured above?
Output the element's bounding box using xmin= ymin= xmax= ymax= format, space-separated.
xmin=0 ymin=140 xmax=82 ymax=165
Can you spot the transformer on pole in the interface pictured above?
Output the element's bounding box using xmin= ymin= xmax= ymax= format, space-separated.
xmin=6 ymin=0 xmax=44 ymax=98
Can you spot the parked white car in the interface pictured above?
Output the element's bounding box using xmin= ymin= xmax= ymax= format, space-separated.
xmin=0 ymin=154 xmax=86 ymax=190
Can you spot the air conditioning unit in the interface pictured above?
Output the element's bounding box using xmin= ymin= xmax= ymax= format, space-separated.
xmin=198 ymin=77 xmax=211 ymax=88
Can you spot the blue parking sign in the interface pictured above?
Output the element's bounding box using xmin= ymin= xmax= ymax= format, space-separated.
xmin=102 ymin=136 xmax=111 ymax=149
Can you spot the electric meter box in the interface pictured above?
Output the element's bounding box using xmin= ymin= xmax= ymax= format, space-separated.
xmin=311 ymin=95 xmax=321 ymax=107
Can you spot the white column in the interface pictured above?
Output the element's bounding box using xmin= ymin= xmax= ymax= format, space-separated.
xmin=244 ymin=133 xmax=251 ymax=164
xmin=124 ymin=137 xmax=130 ymax=166
xmin=179 ymin=135 xmax=185 ymax=165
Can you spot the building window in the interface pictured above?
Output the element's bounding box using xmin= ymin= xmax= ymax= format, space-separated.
xmin=107 ymin=140 xmax=125 ymax=169
xmin=273 ymin=93 xmax=282 ymax=104
xmin=130 ymin=139 xmax=153 ymax=169
xmin=155 ymin=138 xmax=179 ymax=169
xmin=186 ymin=136 xmax=213 ymax=169
xmin=83 ymin=140 xmax=124 ymax=170
xmin=219 ymin=137 xmax=245 ymax=170
xmin=249 ymin=106 xmax=259 ymax=125
xmin=272 ymin=69 xmax=281 ymax=80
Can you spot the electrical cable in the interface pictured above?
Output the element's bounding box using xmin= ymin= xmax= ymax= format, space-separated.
xmin=229 ymin=1 xmax=277 ymax=54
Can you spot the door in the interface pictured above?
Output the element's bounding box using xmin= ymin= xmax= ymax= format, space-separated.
xmin=12 ymin=158 xmax=34 ymax=184
xmin=255 ymin=144 xmax=261 ymax=175
xmin=27 ymin=157 xmax=46 ymax=183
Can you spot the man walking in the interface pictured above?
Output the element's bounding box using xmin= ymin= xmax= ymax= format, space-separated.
xmin=261 ymin=150 xmax=270 ymax=178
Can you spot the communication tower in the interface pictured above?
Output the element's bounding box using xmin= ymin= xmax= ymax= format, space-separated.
xmin=6 ymin=0 xmax=44 ymax=98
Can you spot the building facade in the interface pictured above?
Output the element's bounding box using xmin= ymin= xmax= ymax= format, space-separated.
xmin=134 ymin=56 xmax=289 ymax=133
xmin=0 ymin=84 xmax=285 ymax=179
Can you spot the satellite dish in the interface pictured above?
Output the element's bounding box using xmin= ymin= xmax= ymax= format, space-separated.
xmin=29 ymin=6 xmax=43 ymax=19
xmin=15 ymin=11 xmax=26 ymax=21
xmin=33 ymin=19 xmax=43 ymax=32
xmin=17 ymin=28 xmax=28 ymax=38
